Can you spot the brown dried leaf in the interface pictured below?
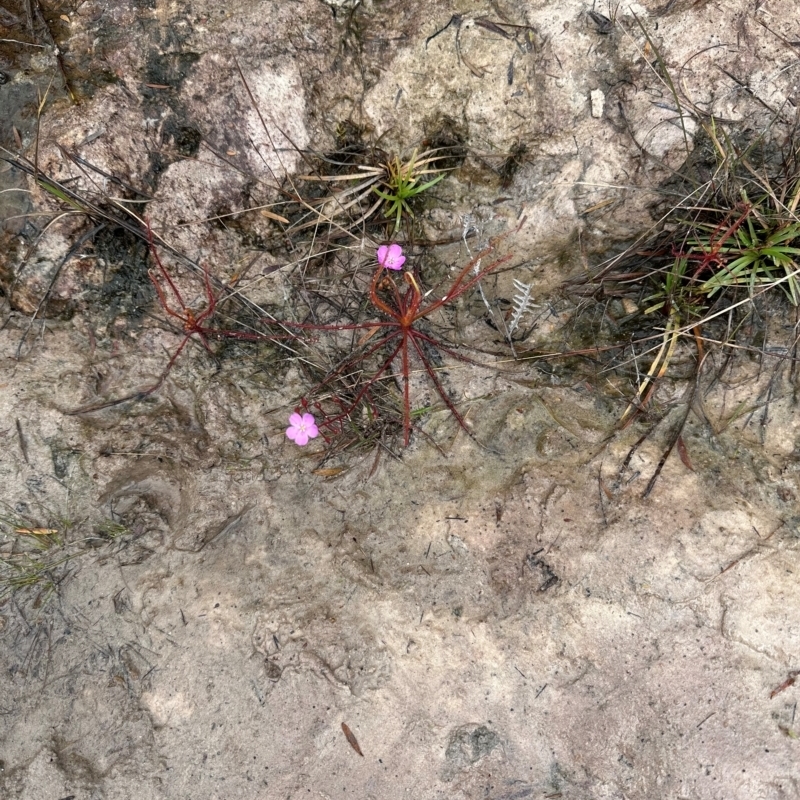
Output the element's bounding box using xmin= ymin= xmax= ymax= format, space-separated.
xmin=341 ymin=722 xmax=363 ymax=756
xmin=676 ymin=435 xmax=694 ymax=471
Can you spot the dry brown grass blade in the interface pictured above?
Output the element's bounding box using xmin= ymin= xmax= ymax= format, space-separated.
xmin=619 ymin=311 xmax=681 ymax=427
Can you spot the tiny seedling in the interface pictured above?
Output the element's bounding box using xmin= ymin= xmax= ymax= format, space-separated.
xmin=695 ymin=196 xmax=800 ymax=306
xmin=296 ymin=147 xmax=449 ymax=234
xmin=0 ymin=511 xmax=68 ymax=607
xmin=372 ymin=150 xmax=446 ymax=231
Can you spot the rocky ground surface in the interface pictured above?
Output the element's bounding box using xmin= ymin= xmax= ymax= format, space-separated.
xmin=1 ymin=1 xmax=800 ymax=798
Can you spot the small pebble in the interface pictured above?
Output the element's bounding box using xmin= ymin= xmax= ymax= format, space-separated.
xmin=590 ymin=89 xmax=605 ymax=118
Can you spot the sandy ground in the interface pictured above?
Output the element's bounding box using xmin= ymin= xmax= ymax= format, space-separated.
xmin=1 ymin=1 xmax=800 ymax=798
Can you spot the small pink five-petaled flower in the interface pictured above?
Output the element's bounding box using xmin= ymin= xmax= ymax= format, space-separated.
xmin=286 ymin=412 xmax=319 ymax=446
xmin=377 ymin=243 xmax=406 ymax=271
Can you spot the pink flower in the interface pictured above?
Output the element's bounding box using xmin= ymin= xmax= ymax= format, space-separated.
xmin=286 ymin=412 xmax=319 ymax=446
xmin=377 ymin=243 xmax=406 ymax=271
